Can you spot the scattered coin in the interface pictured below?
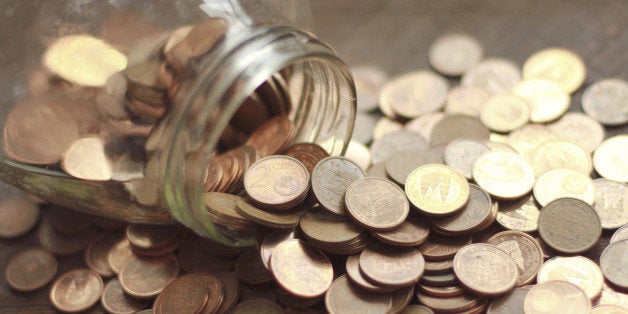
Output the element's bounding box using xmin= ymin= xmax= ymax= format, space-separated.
xmin=235 ymin=198 xmax=299 ymax=229
xmin=231 ymin=298 xmax=283 ymax=314
xmin=487 ymin=286 xmax=532 ymax=314
xmin=533 ymin=168 xmax=595 ymax=206
xmin=546 ymin=112 xmax=605 ymax=154
xmin=385 ymin=148 xmax=440 ymax=185
xmin=417 ymin=284 xmax=465 ymax=298
xmin=399 ymin=305 xmax=436 ymax=314
xmin=592 ymin=179 xmax=628 ymax=229
xmin=512 ymin=79 xmax=570 ymax=123
xmin=599 ymin=239 xmax=628 ymax=290
xmin=429 ymin=113 xmax=490 ymax=146
xmin=38 ymin=212 xmax=98 ymax=257
xmin=417 ymin=292 xmax=481 ymax=313
xmin=118 ymin=254 xmax=180 ymax=299
xmin=153 ymin=274 xmax=209 ymax=314
xmin=531 ymin=139 xmax=592 ymax=176
xmin=370 ymin=130 xmax=428 ymax=164
xmin=479 ymin=93 xmax=530 ymax=133
xmin=462 ymin=58 xmax=521 ymax=94
xmin=523 ymin=280 xmax=590 ymax=314
xmin=6 ymin=247 xmax=58 ymax=292
xmin=101 ymin=278 xmax=148 ymax=314
xmin=259 ymin=230 xmax=296 ymax=269
xmin=345 ymin=254 xmax=396 ymax=293
xmin=538 ymin=198 xmax=602 ymax=254
xmin=581 ymin=78 xmax=628 ymax=126
xmin=473 ymin=151 xmax=535 ymax=200
xmin=429 ymin=184 xmax=494 ymax=235
xmin=373 ymin=116 xmax=403 ymax=139
xmin=591 ymin=305 xmax=628 ymax=314
xmin=429 ymin=34 xmax=484 ymax=76
xmin=270 ymin=239 xmax=333 ymax=298
xmin=352 ymin=66 xmax=389 ymax=112
xmin=443 ymin=139 xmax=490 ymax=180
xmin=418 ymin=233 xmax=472 ymax=261
xmin=495 ymin=194 xmax=540 ymax=232
xmin=380 ymin=70 xmax=449 ymax=119
xmin=371 ymin=211 xmax=431 ymax=247
xmin=352 ymin=111 xmax=378 ymax=144
xmin=0 ymin=197 xmax=40 ymax=239
xmin=359 ymin=242 xmax=425 ymax=287
xmin=243 ymin=155 xmax=309 ymax=210
xmin=522 ymin=47 xmax=586 ymax=93
xmin=405 ymin=164 xmax=469 ymax=217
xmin=593 ymin=135 xmax=628 ymax=183
xmin=344 ymin=140 xmax=372 ymax=170
xmin=445 ymin=86 xmax=489 ymax=117
xmin=453 ymin=243 xmax=518 ymax=296
xmin=235 ymin=247 xmax=272 ymax=285
xmin=506 ymin=124 xmax=558 ymax=163
xmin=49 ymin=269 xmax=104 ymax=313
xmin=61 ymin=136 xmax=113 ymax=181
xmin=537 ymin=256 xmax=604 ymax=300
xmin=107 ymin=238 xmax=134 ymax=275
xmin=405 ymin=112 xmax=445 ymax=140
xmin=325 ymin=275 xmax=395 ymax=314
xmin=487 ymin=231 xmax=544 ymax=286
xmin=85 ymin=230 xmax=123 ymax=277
xmin=345 ymin=177 xmax=409 ymax=231
xmin=311 ymin=156 xmax=366 ymax=215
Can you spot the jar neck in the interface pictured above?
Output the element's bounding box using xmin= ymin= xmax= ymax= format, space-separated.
xmin=160 ymin=26 xmax=356 ymax=245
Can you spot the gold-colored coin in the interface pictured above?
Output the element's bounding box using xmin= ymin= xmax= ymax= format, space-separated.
xmin=522 ymin=47 xmax=586 ymax=94
xmin=537 ymin=256 xmax=604 ymax=300
xmin=533 ymin=168 xmax=595 ymax=206
xmin=61 ymin=136 xmax=113 ymax=181
xmin=445 ymin=86 xmax=489 ymax=117
xmin=524 ymin=281 xmax=590 ymax=314
xmin=461 ymin=58 xmax=521 ymax=95
xmin=531 ymin=139 xmax=592 ymax=177
xmin=43 ymin=34 xmax=128 ymax=87
xmin=473 ymin=151 xmax=535 ymax=200
xmin=405 ymin=164 xmax=470 ymax=217
xmin=512 ymin=79 xmax=570 ymax=123
xmin=479 ymin=93 xmax=530 ymax=133
xmin=373 ymin=117 xmax=403 ymax=140
xmin=546 ymin=112 xmax=605 ymax=154
xmin=506 ymin=124 xmax=558 ymax=163
xmin=593 ymin=135 xmax=628 ymax=183
xmin=380 ymin=70 xmax=449 ymax=119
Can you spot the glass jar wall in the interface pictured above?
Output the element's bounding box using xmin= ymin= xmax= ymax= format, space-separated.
xmin=0 ymin=0 xmax=356 ymax=246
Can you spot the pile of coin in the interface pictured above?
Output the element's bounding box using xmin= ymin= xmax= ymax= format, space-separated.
xmin=2 ymin=28 xmax=628 ymax=313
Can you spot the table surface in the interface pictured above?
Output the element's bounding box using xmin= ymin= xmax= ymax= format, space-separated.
xmin=1 ymin=1 xmax=627 ymax=312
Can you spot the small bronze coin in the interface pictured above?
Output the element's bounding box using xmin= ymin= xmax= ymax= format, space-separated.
xmin=245 ymin=115 xmax=295 ymax=157
xmin=230 ymin=298 xmax=284 ymax=314
xmin=235 ymin=198 xmax=299 ymax=229
xmin=126 ymin=223 xmax=184 ymax=253
xmin=453 ymin=243 xmax=518 ymax=296
xmin=420 ymin=272 xmax=457 ymax=287
xmin=371 ymin=212 xmax=430 ymax=247
xmin=345 ymin=177 xmax=409 ymax=231
xmin=345 ymin=254 xmax=397 ymax=293
xmin=235 ymin=248 xmax=272 ymax=285
xmin=204 ymin=192 xmax=255 ymax=228
xmin=311 ymin=156 xmax=366 ymax=215
xmin=486 ymin=231 xmax=544 ymax=286
xmin=592 ymin=179 xmax=628 ymax=229
xmin=299 ymin=208 xmax=364 ymax=246
xmin=101 ymin=279 xmax=147 ymax=314
xmin=49 ymin=206 xmax=93 ymax=235
xmin=38 ymin=213 xmax=97 ymax=257
xmin=600 ymin=239 xmax=628 ymax=290
xmin=118 ymin=254 xmax=180 ymax=299
xmin=269 ymin=239 xmax=333 ymax=298
xmin=473 ymin=151 xmax=535 ymax=200
xmin=196 ymin=273 xmax=225 ymax=314
xmin=537 ymin=256 xmax=604 ymax=300
xmin=429 ymin=184 xmax=493 ymax=235
xmin=153 ymin=274 xmax=209 ymax=314
xmin=284 ymin=142 xmax=330 ymax=174
xmin=424 ymin=259 xmax=454 ymax=275
xmin=359 ymin=243 xmax=425 ymax=287
xmin=6 ymin=247 xmax=57 ymax=292
xmin=259 ymin=230 xmax=296 ymax=269
xmin=399 ymin=305 xmax=436 ymax=314
xmin=85 ymin=230 xmax=123 ymax=277
xmin=419 ymin=234 xmax=472 ymax=261
xmin=107 ymin=238 xmax=134 ymax=275
xmin=495 ymin=194 xmax=540 ymax=232
xmin=325 ymin=275 xmax=395 ymax=314
xmin=405 ymin=164 xmax=470 ymax=217
xmin=243 ymin=155 xmax=310 ymax=210
xmin=487 ymin=286 xmax=532 ymax=314
xmin=418 ymin=284 xmax=465 ymax=298
xmin=429 ymin=113 xmax=490 ymax=146
xmin=50 ymin=269 xmax=104 ymax=313
xmin=538 ymin=198 xmax=602 ymax=254
xmin=523 ymin=280 xmax=590 ymax=314
xmin=0 ymin=197 xmax=40 ymax=239
xmin=416 ymin=292 xmax=481 ymax=313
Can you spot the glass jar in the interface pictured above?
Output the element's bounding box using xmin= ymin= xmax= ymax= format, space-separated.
xmin=0 ymin=0 xmax=355 ymax=246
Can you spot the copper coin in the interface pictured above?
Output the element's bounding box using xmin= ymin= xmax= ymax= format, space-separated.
xmin=245 ymin=115 xmax=295 ymax=157
xmin=344 ymin=254 xmax=397 ymax=293
xmin=399 ymin=305 xmax=435 ymax=314
xmin=153 ymin=274 xmax=209 ymax=314
xmin=284 ymin=142 xmax=329 ymax=174
xmin=420 ymin=272 xmax=457 ymax=287
xmin=418 ymin=284 xmax=465 ymax=298
xmin=126 ymin=223 xmax=185 ymax=253
xmin=85 ymin=230 xmax=123 ymax=277
xmin=311 ymin=156 xmax=366 ymax=215
xmin=6 ymin=247 xmax=57 ymax=292
xmin=118 ymin=254 xmax=180 ymax=299
xmin=600 ymin=239 xmax=628 ymax=290
xmin=487 ymin=286 xmax=532 ymax=314
xmin=538 ymin=198 xmax=602 ymax=254
xmin=429 ymin=184 xmax=493 ymax=235
xmin=453 ymin=243 xmax=518 ymax=296
xmin=49 ymin=206 xmax=93 ymax=235
xmin=486 ymin=231 xmax=543 ymax=286
xmin=210 ymin=271 xmax=239 ymax=313
xmin=0 ymin=197 xmax=40 ymax=239
xmin=417 ymin=292 xmax=481 ymax=313
xmin=243 ymin=155 xmax=309 ymax=210
xmin=235 ymin=248 xmax=272 ymax=285
xmin=443 ymin=139 xmax=490 ymax=180
xmin=230 ymin=298 xmax=283 ymax=314
xmin=582 ymin=78 xmax=628 ymax=126
xmin=2 ymin=100 xmax=79 ymax=164
xmin=270 ymin=239 xmax=333 ymax=298
xmin=101 ymin=279 xmax=148 ymax=314
xmin=537 ymin=256 xmax=604 ymax=300
xmin=385 ymin=148 xmax=441 ymax=185
xmin=299 ymin=208 xmax=364 ymax=246
xmin=325 ymin=275 xmax=395 ymax=314
xmin=418 ymin=234 xmax=472 ymax=261
xmin=235 ymin=198 xmax=299 ymax=229
xmin=390 ymin=285 xmax=417 ymax=314
xmin=370 ymin=130 xmax=429 ymax=164
xmin=259 ymin=230 xmax=296 ymax=269
xmin=345 ymin=177 xmax=409 ymax=231
xmin=107 ymin=238 xmax=134 ymax=275
xmin=495 ymin=194 xmax=540 ymax=232
xmin=371 ymin=212 xmax=430 ymax=247
xmin=405 ymin=164 xmax=470 ymax=217
xmin=359 ymin=243 xmax=425 ymax=287
xmin=203 ymin=192 xmax=255 ymax=229
xmin=424 ymin=259 xmax=454 ymax=275
xmin=523 ymin=280 xmax=590 ymax=314
xmin=61 ymin=136 xmax=113 ymax=181
xmin=38 ymin=213 xmax=97 ymax=257
xmin=50 ymin=269 xmax=104 ymax=313
xmin=592 ymin=179 xmax=628 ymax=229
xmin=429 ymin=113 xmax=490 ymax=146
xmin=196 ymin=273 xmax=225 ymax=314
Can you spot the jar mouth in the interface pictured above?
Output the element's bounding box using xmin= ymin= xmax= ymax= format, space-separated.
xmin=160 ymin=26 xmax=356 ymax=246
